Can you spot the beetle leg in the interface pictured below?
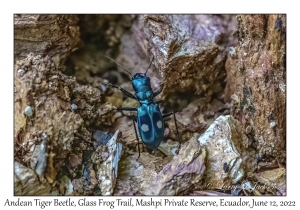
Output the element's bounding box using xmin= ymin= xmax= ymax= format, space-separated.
xmin=154 ymin=99 xmax=163 ymax=104
xmin=130 ymin=115 xmax=140 ymax=158
xmin=163 ymin=117 xmax=171 ymax=122
xmin=162 ymin=112 xmax=173 ymax=118
xmin=104 ymin=82 xmax=137 ymax=100
xmin=115 ymin=109 xmax=140 ymax=157
xmin=163 ymin=111 xmax=182 ymax=149
xmin=153 ymin=85 xmax=163 ymax=98
xmin=114 ymin=107 xmax=137 ymax=111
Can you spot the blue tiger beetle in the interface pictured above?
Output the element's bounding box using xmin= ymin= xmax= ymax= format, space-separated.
xmin=104 ymin=56 xmax=182 ymax=157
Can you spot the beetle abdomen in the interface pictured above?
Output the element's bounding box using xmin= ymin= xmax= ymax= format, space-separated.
xmin=137 ymin=104 xmax=164 ymax=150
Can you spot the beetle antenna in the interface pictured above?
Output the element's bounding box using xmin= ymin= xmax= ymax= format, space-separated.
xmin=144 ymin=57 xmax=154 ymax=76
xmin=103 ymin=56 xmax=132 ymax=77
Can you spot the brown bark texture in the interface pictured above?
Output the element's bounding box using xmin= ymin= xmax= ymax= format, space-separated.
xmin=224 ymin=15 xmax=286 ymax=159
xmin=14 ymin=53 xmax=115 ymax=195
xmin=13 ymin=14 xmax=286 ymax=196
xmin=117 ymin=15 xmax=236 ymax=99
xmin=14 ymin=14 xmax=80 ymax=68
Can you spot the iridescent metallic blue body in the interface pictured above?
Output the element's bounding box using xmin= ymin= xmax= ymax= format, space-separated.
xmin=137 ymin=100 xmax=164 ymax=150
xmin=103 ymin=56 xmax=181 ymax=156
xmin=132 ymin=74 xmax=154 ymax=105
xmin=130 ymin=73 xmax=164 ymax=150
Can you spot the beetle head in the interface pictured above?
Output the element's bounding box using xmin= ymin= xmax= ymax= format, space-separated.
xmin=131 ymin=73 xmax=151 ymax=92
xmin=132 ymin=73 xmax=146 ymax=80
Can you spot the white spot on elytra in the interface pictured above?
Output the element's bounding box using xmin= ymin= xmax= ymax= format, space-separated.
xmin=141 ymin=124 xmax=149 ymax=132
xmin=157 ymin=120 xmax=162 ymax=128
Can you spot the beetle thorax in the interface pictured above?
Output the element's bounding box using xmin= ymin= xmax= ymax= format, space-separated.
xmin=132 ymin=74 xmax=154 ymax=104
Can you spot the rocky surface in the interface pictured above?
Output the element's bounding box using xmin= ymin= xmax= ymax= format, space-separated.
xmin=14 ymin=14 xmax=80 ymax=68
xmin=116 ymin=15 xmax=237 ymax=110
xmin=254 ymin=168 xmax=286 ymax=196
xmin=224 ymin=15 xmax=286 ymax=159
xmin=13 ymin=14 xmax=286 ymax=196
xmin=14 ymin=161 xmax=52 ymax=195
xmin=14 ymin=54 xmax=115 ymax=195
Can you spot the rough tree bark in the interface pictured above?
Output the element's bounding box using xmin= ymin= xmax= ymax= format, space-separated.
xmin=117 ymin=15 xmax=237 ymax=96
xmin=14 ymin=14 xmax=80 ymax=69
xmin=14 ymin=15 xmax=119 ymax=195
xmin=14 ymin=14 xmax=286 ymax=196
xmin=224 ymin=15 xmax=286 ymax=160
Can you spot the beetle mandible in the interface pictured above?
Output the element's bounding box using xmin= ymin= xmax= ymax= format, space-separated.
xmin=104 ymin=56 xmax=182 ymax=157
